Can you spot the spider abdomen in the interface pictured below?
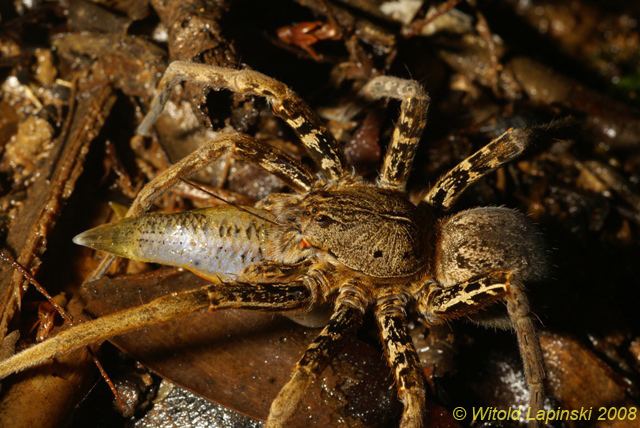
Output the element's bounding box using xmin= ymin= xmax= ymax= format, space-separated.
xmin=434 ymin=207 xmax=547 ymax=287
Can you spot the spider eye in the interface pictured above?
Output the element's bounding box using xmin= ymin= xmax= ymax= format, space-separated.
xmin=315 ymin=214 xmax=333 ymax=226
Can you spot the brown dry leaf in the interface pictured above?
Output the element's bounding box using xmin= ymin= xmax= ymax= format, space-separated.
xmin=541 ymin=332 xmax=636 ymax=421
xmin=540 ymin=331 xmax=640 ymax=427
xmin=0 ymin=347 xmax=94 ymax=428
xmin=0 ymin=297 xmax=95 ymax=428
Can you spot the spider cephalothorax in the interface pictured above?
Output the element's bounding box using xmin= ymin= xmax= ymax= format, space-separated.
xmin=0 ymin=62 xmax=547 ymax=428
xmin=272 ymin=185 xmax=432 ymax=279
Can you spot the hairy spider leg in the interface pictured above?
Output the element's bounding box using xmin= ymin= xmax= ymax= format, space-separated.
xmin=0 ymin=281 xmax=312 ymax=380
xmin=361 ymin=76 xmax=429 ymax=191
xmin=90 ymin=132 xmax=313 ymax=280
xmin=376 ymin=290 xmax=426 ymax=428
xmin=130 ymin=132 xmax=312 ymax=217
xmin=417 ymin=271 xmax=546 ymax=428
xmin=266 ymin=280 xmax=369 ymax=427
xmin=416 ymin=271 xmax=511 ymax=322
xmin=137 ymin=61 xmax=344 ymax=180
xmin=424 ymin=128 xmax=532 ymax=210
xmin=506 ymin=281 xmax=545 ymax=428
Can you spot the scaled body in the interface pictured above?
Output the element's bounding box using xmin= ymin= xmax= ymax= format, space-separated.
xmin=74 ymin=207 xmax=273 ymax=282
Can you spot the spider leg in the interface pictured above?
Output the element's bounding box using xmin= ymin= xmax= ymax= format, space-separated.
xmin=90 ymin=131 xmax=313 ymax=280
xmin=424 ymin=128 xmax=531 ymax=210
xmin=266 ymin=280 xmax=369 ymax=427
xmin=361 ymin=76 xmax=429 ymax=190
xmin=0 ymin=281 xmax=311 ymax=380
xmin=506 ymin=280 xmax=545 ymax=428
xmin=416 ymin=271 xmax=511 ymax=324
xmin=130 ymin=131 xmax=313 ymax=216
xmin=137 ymin=61 xmax=344 ymax=180
xmin=416 ymin=273 xmax=546 ymax=428
xmin=375 ymin=290 xmax=425 ymax=428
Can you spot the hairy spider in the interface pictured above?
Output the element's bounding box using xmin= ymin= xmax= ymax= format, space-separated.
xmin=0 ymin=62 xmax=547 ymax=427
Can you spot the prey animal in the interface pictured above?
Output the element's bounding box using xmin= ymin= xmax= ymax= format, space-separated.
xmin=0 ymin=62 xmax=547 ymax=427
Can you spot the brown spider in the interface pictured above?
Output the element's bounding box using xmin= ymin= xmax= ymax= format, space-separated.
xmin=0 ymin=62 xmax=547 ymax=427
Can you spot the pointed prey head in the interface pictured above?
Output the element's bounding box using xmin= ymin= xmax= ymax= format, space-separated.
xmin=73 ymin=219 xmax=140 ymax=260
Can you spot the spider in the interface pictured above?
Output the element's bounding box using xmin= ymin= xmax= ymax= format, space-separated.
xmin=0 ymin=62 xmax=547 ymax=427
